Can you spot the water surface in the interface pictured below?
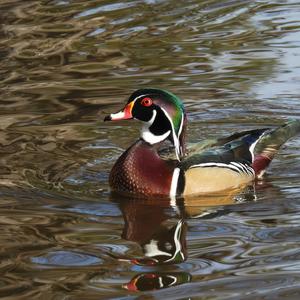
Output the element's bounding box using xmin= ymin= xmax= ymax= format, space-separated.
xmin=1 ymin=0 xmax=300 ymax=299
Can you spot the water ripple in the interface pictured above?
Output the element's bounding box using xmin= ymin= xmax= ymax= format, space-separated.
xmin=1 ymin=0 xmax=300 ymax=299
xmin=30 ymin=250 xmax=102 ymax=267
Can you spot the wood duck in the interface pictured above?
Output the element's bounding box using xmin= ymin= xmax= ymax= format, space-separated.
xmin=104 ymin=88 xmax=300 ymax=198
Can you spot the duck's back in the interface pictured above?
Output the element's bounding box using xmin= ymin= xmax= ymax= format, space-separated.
xmin=178 ymin=139 xmax=257 ymax=196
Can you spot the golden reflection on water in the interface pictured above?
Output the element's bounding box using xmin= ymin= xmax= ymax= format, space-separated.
xmin=1 ymin=0 xmax=300 ymax=298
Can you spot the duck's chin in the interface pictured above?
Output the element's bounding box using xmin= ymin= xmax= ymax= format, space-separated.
xmin=141 ymin=128 xmax=171 ymax=145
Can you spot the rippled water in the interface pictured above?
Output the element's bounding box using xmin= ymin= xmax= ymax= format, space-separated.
xmin=1 ymin=0 xmax=300 ymax=298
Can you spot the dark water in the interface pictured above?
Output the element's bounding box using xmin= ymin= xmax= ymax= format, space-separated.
xmin=1 ymin=0 xmax=300 ymax=298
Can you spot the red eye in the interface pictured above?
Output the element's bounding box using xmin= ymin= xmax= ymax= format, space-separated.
xmin=141 ymin=97 xmax=153 ymax=107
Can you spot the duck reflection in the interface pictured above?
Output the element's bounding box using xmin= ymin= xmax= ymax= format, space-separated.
xmin=118 ymin=199 xmax=187 ymax=266
xmin=111 ymin=185 xmax=257 ymax=291
xmin=115 ymin=198 xmax=190 ymax=291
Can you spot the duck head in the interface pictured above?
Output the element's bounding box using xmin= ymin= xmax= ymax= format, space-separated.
xmin=104 ymin=88 xmax=187 ymax=160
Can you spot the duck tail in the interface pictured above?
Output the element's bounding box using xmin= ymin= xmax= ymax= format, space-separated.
xmin=253 ymin=120 xmax=300 ymax=177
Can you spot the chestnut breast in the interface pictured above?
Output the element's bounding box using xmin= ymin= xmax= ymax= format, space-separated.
xmin=109 ymin=140 xmax=175 ymax=197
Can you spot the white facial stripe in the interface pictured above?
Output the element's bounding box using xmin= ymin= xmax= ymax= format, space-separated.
xmin=161 ymin=107 xmax=181 ymax=161
xmin=178 ymin=112 xmax=184 ymax=156
xmin=178 ymin=111 xmax=184 ymax=137
xmin=146 ymin=109 xmax=156 ymax=125
xmin=133 ymin=94 xmax=148 ymax=102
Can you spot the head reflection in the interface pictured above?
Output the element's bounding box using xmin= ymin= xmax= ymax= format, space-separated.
xmin=123 ymin=272 xmax=191 ymax=292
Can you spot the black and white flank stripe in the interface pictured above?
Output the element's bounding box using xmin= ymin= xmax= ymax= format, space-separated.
xmin=189 ymin=162 xmax=255 ymax=176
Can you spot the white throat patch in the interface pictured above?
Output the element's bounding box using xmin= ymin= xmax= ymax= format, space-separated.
xmin=141 ymin=110 xmax=171 ymax=144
